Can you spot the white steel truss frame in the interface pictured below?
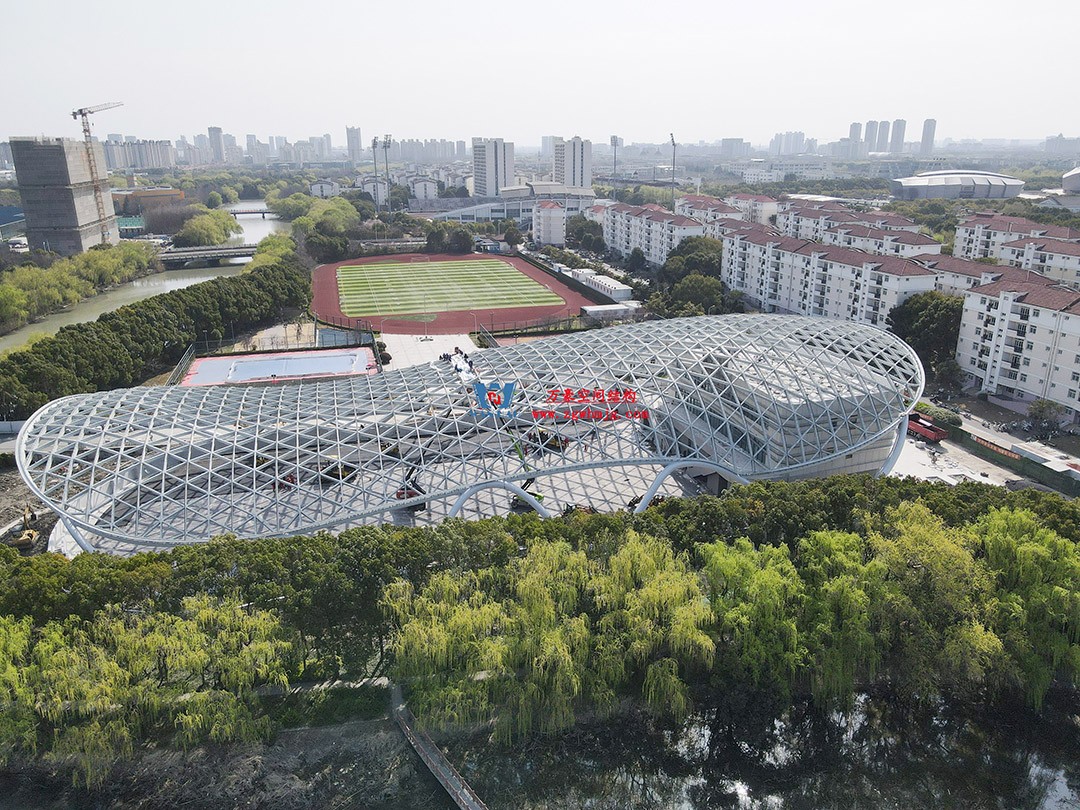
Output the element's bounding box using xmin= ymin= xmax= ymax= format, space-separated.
xmin=16 ymin=315 xmax=923 ymax=554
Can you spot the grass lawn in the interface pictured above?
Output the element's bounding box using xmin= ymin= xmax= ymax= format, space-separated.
xmin=336 ymin=258 xmax=564 ymax=317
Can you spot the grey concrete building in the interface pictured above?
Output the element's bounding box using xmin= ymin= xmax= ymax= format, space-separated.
xmin=920 ymin=119 xmax=936 ymax=156
xmin=10 ymin=137 xmax=119 ymax=256
xmin=889 ymin=119 xmax=906 ymax=153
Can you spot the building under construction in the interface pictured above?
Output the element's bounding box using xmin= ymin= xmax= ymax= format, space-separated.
xmin=10 ymin=137 xmax=119 ymax=255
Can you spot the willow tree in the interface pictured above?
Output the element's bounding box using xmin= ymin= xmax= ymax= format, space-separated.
xmin=973 ymin=507 xmax=1080 ymax=707
xmin=701 ymin=537 xmax=805 ymax=694
xmin=385 ymin=531 xmax=713 ymax=740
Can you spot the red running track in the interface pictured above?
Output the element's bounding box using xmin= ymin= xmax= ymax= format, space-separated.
xmin=311 ymin=253 xmax=596 ymax=334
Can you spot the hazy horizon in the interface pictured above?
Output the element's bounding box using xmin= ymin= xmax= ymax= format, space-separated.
xmin=7 ymin=0 xmax=1078 ymax=149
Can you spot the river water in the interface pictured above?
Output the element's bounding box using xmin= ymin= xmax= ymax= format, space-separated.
xmin=446 ymin=692 xmax=1080 ymax=809
xmin=0 ymin=204 xmax=290 ymax=355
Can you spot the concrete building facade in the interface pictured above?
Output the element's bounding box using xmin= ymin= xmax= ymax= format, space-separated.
xmin=552 ymin=136 xmax=591 ymax=188
xmin=532 ymin=199 xmax=566 ymax=246
xmin=472 ymin=137 xmax=514 ymax=197
xmin=10 ymin=137 xmax=119 ymax=255
xmin=310 ymin=179 xmax=341 ymax=198
xmin=957 ymin=275 xmax=1080 ymax=419
xmin=346 ymin=126 xmax=363 ymax=165
xmin=920 ymin=119 xmax=936 ymax=156
xmin=889 ymin=119 xmax=906 ymax=153
xmin=998 ymin=237 xmax=1080 ymax=284
xmin=720 ymin=232 xmax=937 ymax=326
xmin=602 ymin=203 xmax=705 ymax=266
xmin=954 ymin=213 xmax=1080 ymax=260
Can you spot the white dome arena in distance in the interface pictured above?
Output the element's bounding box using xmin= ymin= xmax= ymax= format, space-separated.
xmin=890 ymin=170 xmax=1024 ymax=200
xmin=1062 ymin=167 xmax=1080 ymax=194
xmin=17 ymin=315 xmax=923 ymax=555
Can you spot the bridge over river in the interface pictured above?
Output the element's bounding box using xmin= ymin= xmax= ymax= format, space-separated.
xmin=159 ymin=244 xmax=260 ymax=267
xmin=391 ymin=683 xmax=488 ymax=810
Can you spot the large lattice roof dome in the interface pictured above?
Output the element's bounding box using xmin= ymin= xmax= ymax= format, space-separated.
xmin=17 ymin=315 xmax=922 ymax=555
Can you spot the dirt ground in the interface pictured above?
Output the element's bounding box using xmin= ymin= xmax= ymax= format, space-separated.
xmin=0 ymin=718 xmax=454 ymax=810
xmin=0 ymin=468 xmax=54 ymax=555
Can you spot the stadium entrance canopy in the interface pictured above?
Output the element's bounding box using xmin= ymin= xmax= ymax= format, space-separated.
xmin=17 ymin=316 xmax=923 ymax=555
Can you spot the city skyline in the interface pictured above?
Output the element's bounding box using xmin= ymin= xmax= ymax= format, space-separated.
xmin=5 ymin=0 xmax=1077 ymax=147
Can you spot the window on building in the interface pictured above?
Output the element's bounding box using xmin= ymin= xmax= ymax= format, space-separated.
xmin=1020 ymin=374 xmax=1028 ymax=382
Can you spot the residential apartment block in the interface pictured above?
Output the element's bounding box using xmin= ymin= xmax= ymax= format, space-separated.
xmin=472 ymin=137 xmax=514 ymax=197
xmin=673 ymin=195 xmax=743 ymax=222
xmin=722 ymin=193 xmax=779 ymax=225
xmin=910 ymin=253 xmax=1035 ymax=296
xmin=997 ymin=237 xmax=1080 ymax=285
xmin=822 ymin=224 xmax=940 ymax=257
xmin=954 ymin=213 xmax=1080 ymax=260
xmin=602 ymin=203 xmax=705 ymax=266
xmin=552 ymin=136 xmax=591 ymax=189
xmin=956 ymin=275 xmax=1080 ymax=419
xmin=720 ymin=231 xmax=937 ymax=326
xmin=776 ymin=203 xmax=921 ymax=242
xmin=532 ymin=200 xmax=566 ymax=246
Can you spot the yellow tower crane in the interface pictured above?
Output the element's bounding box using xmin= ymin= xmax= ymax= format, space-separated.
xmin=71 ymin=102 xmax=123 ymax=245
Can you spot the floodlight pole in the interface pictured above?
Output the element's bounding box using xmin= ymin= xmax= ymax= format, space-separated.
xmin=670 ymin=133 xmax=676 ymax=210
xmin=383 ymin=135 xmax=392 ymax=213
xmin=371 ymin=136 xmax=380 ymax=211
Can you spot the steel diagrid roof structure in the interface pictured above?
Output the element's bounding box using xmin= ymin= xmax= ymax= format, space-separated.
xmin=17 ymin=315 xmax=923 ymax=555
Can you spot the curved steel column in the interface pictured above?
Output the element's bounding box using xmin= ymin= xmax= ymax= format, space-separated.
xmin=448 ymin=481 xmax=552 ymax=518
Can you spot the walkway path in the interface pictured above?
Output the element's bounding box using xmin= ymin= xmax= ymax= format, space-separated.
xmin=391 ymin=683 xmax=488 ymax=810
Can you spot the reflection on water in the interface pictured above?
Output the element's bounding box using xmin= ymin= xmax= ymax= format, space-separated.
xmin=446 ymin=691 xmax=1080 ymax=809
xmin=223 ymin=201 xmax=290 ymax=245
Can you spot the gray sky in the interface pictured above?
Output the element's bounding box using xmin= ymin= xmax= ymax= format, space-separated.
xmin=6 ymin=0 xmax=1077 ymax=149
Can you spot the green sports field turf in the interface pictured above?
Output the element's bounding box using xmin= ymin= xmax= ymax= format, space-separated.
xmin=335 ymin=258 xmax=564 ymax=317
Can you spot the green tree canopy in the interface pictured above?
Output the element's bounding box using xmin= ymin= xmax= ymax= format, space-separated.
xmin=886 ymin=291 xmax=963 ymax=382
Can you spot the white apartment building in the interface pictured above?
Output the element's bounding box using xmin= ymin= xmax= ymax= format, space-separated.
xmin=602 ymin=203 xmax=705 ymax=266
xmin=957 ymin=276 xmax=1080 ymax=419
xmin=357 ymin=177 xmax=388 ymax=207
xmin=954 ymin=213 xmax=1080 ymax=260
xmin=998 ymin=237 xmax=1080 ymax=285
xmin=823 ymin=225 xmax=941 ymax=257
xmin=776 ymin=204 xmax=921 ymax=241
xmin=408 ymin=176 xmax=438 ymax=200
xmin=310 ymin=179 xmax=341 ymax=198
xmin=472 ymin=137 xmax=514 ymax=197
xmin=583 ymin=202 xmax=616 ymax=224
xmin=552 ymin=136 xmax=591 ymax=189
xmin=720 ymin=232 xmax=937 ymax=326
xmin=722 ymin=193 xmax=780 ymax=225
xmin=532 ymin=200 xmax=566 ymax=246
xmin=674 ymin=195 xmax=743 ymax=222
xmin=705 ymin=217 xmax=771 ymax=241
xmin=911 ymin=253 xmax=1038 ymax=296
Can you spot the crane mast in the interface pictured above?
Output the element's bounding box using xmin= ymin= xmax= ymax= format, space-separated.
xmin=71 ymin=102 xmax=123 ymax=245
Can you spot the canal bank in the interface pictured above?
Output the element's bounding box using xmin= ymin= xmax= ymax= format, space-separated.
xmin=0 ymin=203 xmax=289 ymax=355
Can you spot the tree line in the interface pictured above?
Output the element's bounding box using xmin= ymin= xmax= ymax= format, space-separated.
xmin=0 ymin=243 xmax=160 ymax=336
xmin=0 ymin=476 xmax=1077 ymax=784
xmin=0 ymin=250 xmax=310 ymax=420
